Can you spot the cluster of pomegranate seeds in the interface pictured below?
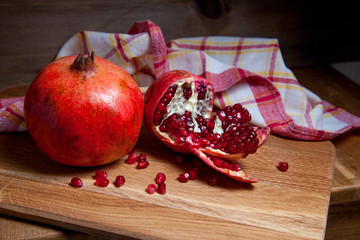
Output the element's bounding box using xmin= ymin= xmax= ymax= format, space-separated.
xmin=154 ymin=83 xmax=260 ymax=156
xmin=153 ymin=84 xmax=177 ymax=126
xmin=137 ymin=153 xmax=149 ymax=169
xmin=115 ymin=175 xmax=126 ymax=187
xmin=147 ymin=172 xmax=167 ymax=194
xmin=210 ymin=157 xmax=242 ymax=172
xmin=126 ymin=152 xmax=149 ymax=169
xmin=277 ymin=162 xmax=289 ymax=171
xmin=69 ymin=177 xmax=83 ymax=188
xmin=196 ymin=82 xmax=207 ymax=100
xmin=94 ymin=170 xmax=110 ymax=187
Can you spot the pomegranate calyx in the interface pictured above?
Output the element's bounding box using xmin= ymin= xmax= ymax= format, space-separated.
xmin=72 ymin=52 xmax=95 ymax=71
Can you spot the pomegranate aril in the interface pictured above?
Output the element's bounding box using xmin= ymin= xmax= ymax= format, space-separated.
xmin=217 ymin=110 xmax=226 ymax=121
xmin=157 ymin=182 xmax=166 ymax=194
xmin=126 ymin=153 xmax=138 ymax=164
xmin=115 ymin=175 xmax=125 ymax=187
xmin=95 ymin=177 xmax=109 ymax=187
xmin=208 ymin=176 xmax=219 ymax=186
xmin=94 ymin=170 xmax=108 ymax=179
xmin=231 ymin=162 xmax=241 ymax=172
xmin=70 ymin=177 xmax=83 ymax=188
xmin=159 ymin=124 xmax=168 ymax=132
xmin=127 ymin=148 xmax=135 ymax=154
xmin=188 ymin=169 xmax=198 ymax=180
xmin=178 ymin=172 xmax=190 ymax=183
xmin=212 ymin=158 xmax=223 ymax=168
xmin=155 ymin=172 xmax=166 ymax=184
xmin=138 ymin=153 xmax=147 ymax=162
xmin=221 ymin=161 xmax=233 ymax=169
xmin=147 ymin=184 xmax=157 ymax=194
xmin=137 ymin=160 xmax=149 ymax=169
xmin=278 ymin=162 xmax=289 ymax=171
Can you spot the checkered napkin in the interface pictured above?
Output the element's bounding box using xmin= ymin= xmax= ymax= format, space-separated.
xmin=1 ymin=20 xmax=360 ymax=140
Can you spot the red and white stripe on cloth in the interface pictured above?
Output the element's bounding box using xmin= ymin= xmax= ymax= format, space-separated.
xmin=0 ymin=96 xmax=26 ymax=132
xmin=1 ymin=20 xmax=360 ymax=140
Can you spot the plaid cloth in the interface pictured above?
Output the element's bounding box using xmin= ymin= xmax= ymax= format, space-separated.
xmin=1 ymin=20 xmax=360 ymax=140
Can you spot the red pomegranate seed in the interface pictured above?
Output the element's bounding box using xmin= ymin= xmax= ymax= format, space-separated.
xmin=147 ymin=184 xmax=157 ymax=194
xmin=95 ymin=177 xmax=109 ymax=187
xmin=155 ymin=172 xmax=166 ymax=184
xmin=178 ymin=172 xmax=190 ymax=183
xmin=114 ymin=175 xmax=125 ymax=187
xmin=69 ymin=177 xmax=83 ymax=188
xmin=212 ymin=158 xmax=223 ymax=168
xmin=94 ymin=170 xmax=108 ymax=179
xmin=126 ymin=153 xmax=138 ymax=164
xmin=137 ymin=160 xmax=149 ymax=169
xmin=188 ymin=169 xmax=198 ymax=180
xmin=277 ymin=162 xmax=289 ymax=171
xmin=138 ymin=153 xmax=147 ymax=162
xmin=208 ymin=176 xmax=219 ymax=186
xmin=157 ymin=182 xmax=166 ymax=195
xmin=231 ymin=162 xmax=241 ymax=172
xmin=127 ymin=148 xmax=135 ymax=154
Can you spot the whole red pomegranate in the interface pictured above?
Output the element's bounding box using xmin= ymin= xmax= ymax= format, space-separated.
xmin=24 ymin=52 xmax=144 ymax=166
xmin=144 ymin=70 xmax=269 ymax=183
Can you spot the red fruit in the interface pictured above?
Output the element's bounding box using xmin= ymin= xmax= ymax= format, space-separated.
xmin=115 ymin=175 xmax=125 ymax=187
xmin=277 ymin=162 xmax=289 ymax=171
xmin=24 ymin=52 xmax=144 ymax=166
xmin=157 ymin=182 xmax=166 ymax=195
xmin=94 ymin=170 xmax=108 ymax=179
xmin=178 ymin=172 xmax=190 ymax=183
xmin=126 ymin=153 xmax=138 ymax=164
xmin=137 ymin=160 xmax=149 ymax=169
xmin=144 ymin=70 xmax=270 ymax=183
xmin=147 ymin=184 xmax=157 ymax=194
xmin=95 ymin=177 xmax=109 ymax=187
xmin=155 ymin=172 xmax=166 ymax=184
xmin=70 ymin=177 xmax=83 ymax=188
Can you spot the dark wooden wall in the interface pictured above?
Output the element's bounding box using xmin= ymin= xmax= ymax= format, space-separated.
xmin=1 ymin=0 xmax=359 ymax=90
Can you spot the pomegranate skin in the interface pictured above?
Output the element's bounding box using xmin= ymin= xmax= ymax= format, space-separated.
xmin=24 ymin=54 xmax=144 ymax=166
xmin=144 ymin=70 xmax=214 ymax=153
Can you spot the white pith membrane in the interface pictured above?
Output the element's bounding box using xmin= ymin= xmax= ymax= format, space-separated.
xmin=155 ymin=77 xmax=214 ymax=137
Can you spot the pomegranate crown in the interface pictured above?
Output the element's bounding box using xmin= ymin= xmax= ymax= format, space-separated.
xmin=72 ymin=52 xmax=95 ymax=71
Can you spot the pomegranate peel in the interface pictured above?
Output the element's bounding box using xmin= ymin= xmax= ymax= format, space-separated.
xmin=144 ymin=70 xmax=269 ymax=183
xmin=24 ymin=52 xmax=144 ymax=166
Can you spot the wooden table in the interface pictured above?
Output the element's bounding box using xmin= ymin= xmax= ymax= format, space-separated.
xmin=0 ymin=65 xmax=359 ymax=240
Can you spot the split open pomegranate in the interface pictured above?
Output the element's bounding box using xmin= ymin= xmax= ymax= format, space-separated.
xmin=144 ymin=70 xmax=270 ymax=183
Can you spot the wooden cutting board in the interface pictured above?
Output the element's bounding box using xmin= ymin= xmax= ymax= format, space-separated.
xmin=0 ymin=86 xmax=335 ymax=240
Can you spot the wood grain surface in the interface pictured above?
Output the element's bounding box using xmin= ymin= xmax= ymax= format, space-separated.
xmin=0 ymin=87 xmax=335 ymax=239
